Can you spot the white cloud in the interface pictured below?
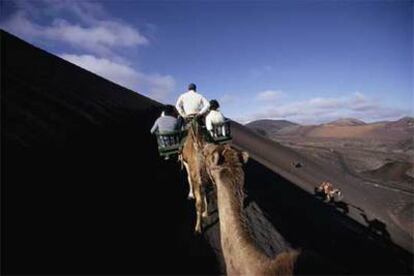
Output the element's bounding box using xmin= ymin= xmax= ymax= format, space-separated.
xmin=13 ymin=0 xmax=106 ymax=22
xmin=42 ymin=0 xmax=108 ymax=22
xmin=1 ymin=2 xmax=148 ymax=56
xmin=1 ymin=1 xmax=176 ymax=101
xmin=242 ymin=92 xmax=408 ymax=124
xmin=306 ymin=97 xmax=342 ymax=109
xmin=256 ymin=90 xmax=284 ymax=101
xmin=52 ymin=19 xmax=148 ymax=48
xmin=348 ymin=91 xmax=377 ymax=111
xmin=219 ymin=94 xmax=237 ymax=105
xmin=60 ymin=54 xmax=175 ymax=101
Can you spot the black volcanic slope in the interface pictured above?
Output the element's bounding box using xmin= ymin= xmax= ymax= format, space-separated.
xmin=2 ymin=30 xmax=413 ymax=275
xmin=2 ymin=30 xmax=298 ymax=275
xmin=1 ymin=30 xmax=219 ymax=275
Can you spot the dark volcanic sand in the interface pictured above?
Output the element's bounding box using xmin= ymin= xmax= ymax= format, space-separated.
xmin=2 ymin=30 xmax=413 ymax=274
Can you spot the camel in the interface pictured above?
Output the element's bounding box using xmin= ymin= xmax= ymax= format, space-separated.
xmin=180 ymin=119 xmax=210 ymax=233
xmin=316 ymin=181 xmax=342 ymax=202
xmin=203 ymin=143 xmax=299 ymax=275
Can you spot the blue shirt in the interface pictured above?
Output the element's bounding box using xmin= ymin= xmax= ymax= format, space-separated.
xmin=150 ymin=115 xmax=178 ymax=134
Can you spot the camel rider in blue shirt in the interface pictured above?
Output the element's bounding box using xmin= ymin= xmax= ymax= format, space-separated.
xmin=150 ymin=105 xmax=179 ymax=135
xmin=151 ymin=105 xmax=183 ymax=153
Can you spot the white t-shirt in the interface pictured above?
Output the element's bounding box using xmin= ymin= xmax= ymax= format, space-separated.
xmin=205 ymin=110 xmax=225 ymax=131
xmin=175 ymin=90 xmax=210 ymax=117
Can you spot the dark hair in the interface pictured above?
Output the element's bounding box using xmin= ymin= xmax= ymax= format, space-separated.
xmin=188 ymin=83 xmax=197 ymax=91
xmin=209 ymin=99 xmax=220 ymax=110
xmin=163 ymin=105 xmax=176 ymax=117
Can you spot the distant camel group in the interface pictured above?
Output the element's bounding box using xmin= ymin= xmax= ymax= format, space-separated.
xmin=179 ymin=121 xmax=299 ymax=275
xmin=315 ymin=181 xmax=342 ymax=202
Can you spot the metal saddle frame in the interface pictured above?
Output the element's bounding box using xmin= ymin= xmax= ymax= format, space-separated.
xmin=155 ymin=118 xmax=232 ymax=159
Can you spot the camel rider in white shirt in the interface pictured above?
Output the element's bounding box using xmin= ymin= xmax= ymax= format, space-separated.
xmin=175 ymin=83 xmax=210 ymax=120
xmin=205 ymin=99 xmax=226 ymax=137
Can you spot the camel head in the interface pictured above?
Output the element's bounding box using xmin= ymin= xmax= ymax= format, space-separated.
xmin=203 ymin=144 xmax=248 ymax=168
xmin=203 ymin=143 xmax=249 ymax=188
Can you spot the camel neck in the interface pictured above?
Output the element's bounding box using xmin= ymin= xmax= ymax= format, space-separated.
xmin=215 ymin=173 xmax=268 ymax=273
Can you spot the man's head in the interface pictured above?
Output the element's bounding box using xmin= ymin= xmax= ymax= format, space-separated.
xmin=188 ymin=83 xmax=197 ymax=91
xmin=163 ymin=104 xmax=177 ymax=117
xmin=209 ymin=99 xmax=220 ymax=110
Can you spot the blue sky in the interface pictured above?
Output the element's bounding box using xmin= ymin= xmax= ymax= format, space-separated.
xmin=1 ymin=0 xmax=412 ymax=124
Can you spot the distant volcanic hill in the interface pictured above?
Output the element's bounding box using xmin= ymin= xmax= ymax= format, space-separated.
xmin=324 ymin=118 xmax=367 ymax=126
xmin=247 ymin=117 xmax=414 ymax=141
xmin=245 ymin=119 xmax=298 ymax=137
xmin=385 ymin=116 xmax=414 ymax=129
xmin=2 ymin=30 xmax=413 ymax=275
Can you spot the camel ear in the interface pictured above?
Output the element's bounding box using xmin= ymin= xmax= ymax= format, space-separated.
xmin=212 ymin=151 xmax=222 ymax=166
xmin=240 ymin=151 xmax=249 ymax=164
xmin=224 ymin=144 xmax=232 ymax=150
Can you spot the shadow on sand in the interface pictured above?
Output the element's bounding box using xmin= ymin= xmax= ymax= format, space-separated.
xmin=313 ymin=188 xmax=392 ymax=240
xmin=314 ymin=187 xmax=391 ymax=240
xmin=359 ymin=212 xmax=391 ymax=240
xmin=2 ymin=109 xmax=221 ymax=275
